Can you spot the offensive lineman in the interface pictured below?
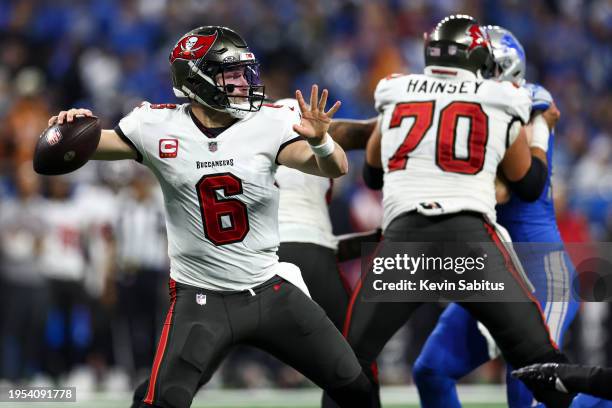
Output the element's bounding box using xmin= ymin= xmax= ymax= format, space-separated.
xmin=412 ymin=26 xmax=583 ymax=408
xmin=324 ymin=15 xmax=574 ymax=408
xmin=40 ymin=26 xmax=377 ymax=408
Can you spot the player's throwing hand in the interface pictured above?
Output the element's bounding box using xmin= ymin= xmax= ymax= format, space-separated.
xmin=49 ymin=108 xmax=94 ymax=126
xmin=293 ymin=84 xmax=341 ymax=145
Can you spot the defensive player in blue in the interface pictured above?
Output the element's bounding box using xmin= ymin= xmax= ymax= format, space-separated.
xmin=412 ymin=25 xmax=586 ymax=408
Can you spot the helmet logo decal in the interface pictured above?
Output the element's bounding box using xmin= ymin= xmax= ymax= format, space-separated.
xmin=500 ymin=33 xmax=525 ymax=60
xmin=467 ymin=25 xmax=487 ymax=50
xmin=170 ymin=33 xmax=217 ymax=63
xmin=185 ymin=36 xmax=198 ymax=51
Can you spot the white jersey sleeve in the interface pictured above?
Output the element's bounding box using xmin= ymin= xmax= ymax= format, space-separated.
xmin=116 ymin=102 xmax=161 ymax=164
xmin=509 ymin=84 xmax=530 ymax=123
xmin=374 ymin=74 xmax=408 ymax=113
xmin=274 ymin=103 xmax=304 ymax=162
xmin=496 ymin=81 xmax=531 ymax=124
xmin=490 ymin=82 xmax=531 ymax=146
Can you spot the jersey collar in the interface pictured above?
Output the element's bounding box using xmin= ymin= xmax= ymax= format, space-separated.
xmin=188 ymin=105 xmax=236 ymax=139
xmin=424 ymin=66 xmax=478 ymax=81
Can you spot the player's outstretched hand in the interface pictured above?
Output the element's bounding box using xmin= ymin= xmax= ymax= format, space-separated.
xmin=293 ymin=84 xmax=341 ymax=145
xmin=512 ymin=363 xmax=569 ymax=393
xmin=48 ymin=108 xmax=94 ymax=126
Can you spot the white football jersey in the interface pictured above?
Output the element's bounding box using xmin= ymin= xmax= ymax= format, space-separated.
xmin=276 ymin=166 xmax=337 ymax=249
xmin=117 ymin=102 xmax=302 ymax=290
xmin=375 ymin=66 xmax=531 ymax=230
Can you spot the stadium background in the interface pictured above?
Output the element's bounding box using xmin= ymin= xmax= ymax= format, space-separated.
xmin=0 ymin=0 xmax=610 ymax=406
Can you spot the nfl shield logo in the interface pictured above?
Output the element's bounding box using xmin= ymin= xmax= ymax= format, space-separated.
xmin=208 ymin=142 xmax=218 ymax=152
xmin=46 ymin=128 xmax=62 ymax=146
xmin=196 ymin=293 xmax=206 ymax=305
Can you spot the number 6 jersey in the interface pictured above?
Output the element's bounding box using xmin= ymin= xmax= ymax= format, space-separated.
xmin=116 ymin=102 xmax=302 ymax=290
xmin=375 ymin=66 xmax=531 ymax=230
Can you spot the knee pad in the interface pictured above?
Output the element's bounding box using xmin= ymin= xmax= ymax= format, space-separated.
xmin=141 ymin=376 xmax=195 ymax=408
xmin=323 ymin=350 xmax=362 ymax=390
xmin=340 ymin=372 xmax=371 ymax=394
xmin=158 ymin=384 xmax=193 ymax=408
xmin=327 ymin=372 xmax=378 ymax=408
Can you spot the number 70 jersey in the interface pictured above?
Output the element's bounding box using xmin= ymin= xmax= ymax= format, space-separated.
xmin=116 ymin=102 xmax=302 ymax=290
xmin=375 ymin=69 xmax=531 ymax=230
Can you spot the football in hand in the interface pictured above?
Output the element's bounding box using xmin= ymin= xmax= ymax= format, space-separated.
xmin=33 ymin=116 xmax=101 ymax=175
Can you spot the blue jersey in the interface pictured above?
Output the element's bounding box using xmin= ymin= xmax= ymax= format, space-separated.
xmin=496 ymin=131 xmax=561 ymax=242
xmin=496 ymin=83 xmax=561 ymax=243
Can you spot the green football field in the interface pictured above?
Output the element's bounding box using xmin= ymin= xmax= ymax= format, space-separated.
xmin=0 ymin=385 xmax=508 ymax=407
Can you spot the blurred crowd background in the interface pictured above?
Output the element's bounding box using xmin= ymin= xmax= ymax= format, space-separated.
xmin=0 ymin=0 xmax=611 ymax=395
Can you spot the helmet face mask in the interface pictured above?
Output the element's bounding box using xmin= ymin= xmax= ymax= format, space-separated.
xmin=424 ymin=15 xmax=496 ymax=78
xmin=170 ymin=26 xmax=265 ymax=118
xmin=485 ymin=25 xmax=526 ymax=86
xmin=206 ymin=61 xmax=264 ymax=115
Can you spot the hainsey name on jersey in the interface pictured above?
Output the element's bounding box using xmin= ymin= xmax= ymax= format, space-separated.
xmin=116 ymin=102 xmax=301 ymax=290
xmin=376 ymin=66 xmax=530 ymax=230
xmin=405 ymin=78 xmax=484 ymax=95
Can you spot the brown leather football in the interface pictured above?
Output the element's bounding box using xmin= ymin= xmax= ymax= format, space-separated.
xmin=33 ymin=116 xmax=101 ymax=175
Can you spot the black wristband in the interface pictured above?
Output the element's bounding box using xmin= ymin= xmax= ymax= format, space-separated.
xmin=507 ymin=156 xmax=547 ymax=202
xmin=362 ymin=162 xmax=383 ymax=190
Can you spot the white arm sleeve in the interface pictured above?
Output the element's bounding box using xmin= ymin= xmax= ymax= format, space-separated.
xmin=530 ymin=114 xmax=550 ymax=152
